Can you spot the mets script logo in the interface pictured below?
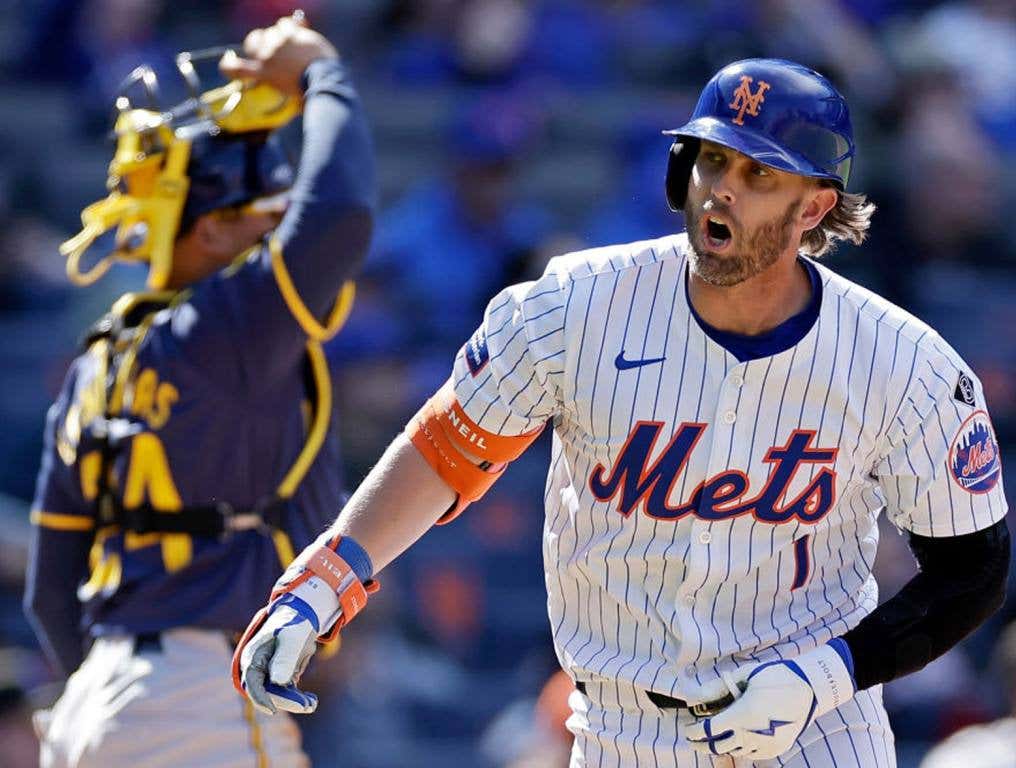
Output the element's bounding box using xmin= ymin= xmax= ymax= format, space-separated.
xmin=729 ymin=75 xmax=771 ymax=126
xmin=589 ymin=421 xmax=837 ymax=524
xmin=949 ymin=410 xmax=1001 ymax=494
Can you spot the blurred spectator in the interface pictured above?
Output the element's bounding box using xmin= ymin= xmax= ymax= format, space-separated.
xmin=483 ymin=668 xmax=574 ymax=768
xmin=895 ymin=1 xmax=1016 ymax=150
xmin=919 ymin=620 xmax=1016 ymax=768
xmin=24 ymin=0 xmax=176 ymax=134
xmin=582 ymin=114 xmax=686 ymax=247
xmin=330 ymin=93 xmax=558 ymax=412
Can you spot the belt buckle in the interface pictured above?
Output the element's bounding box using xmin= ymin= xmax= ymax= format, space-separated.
xmin=216 ymin=501 xmax=237 ymax=540
xmin=690 ymin=694 xmax=732 ymax=718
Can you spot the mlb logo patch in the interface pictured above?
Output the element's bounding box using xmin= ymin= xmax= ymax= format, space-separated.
xmin=465 ymin=328 xmax=490 ymax=377
xmin=953 ymin=371 xmax=976 ymax=407
xmin=949 ymin=410 xmax=1001 ymax=494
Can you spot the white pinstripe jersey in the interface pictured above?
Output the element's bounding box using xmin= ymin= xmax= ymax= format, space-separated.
xmin=449 ymin=233 xmax=1007 ymax=703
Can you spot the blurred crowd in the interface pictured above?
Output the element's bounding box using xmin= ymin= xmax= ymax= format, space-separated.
xmin=0 ymin=1 xmax=1014 ymax=766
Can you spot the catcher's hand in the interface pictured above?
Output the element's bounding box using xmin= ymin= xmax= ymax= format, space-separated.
xmin=220 ymin=11 xmax=338 ymax=96
xmin=685 ymin=640 xmax=855 ymax=761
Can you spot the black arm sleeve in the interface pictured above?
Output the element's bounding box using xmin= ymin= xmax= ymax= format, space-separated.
xmin=842 ymin=518 xmax=1010 ymax=691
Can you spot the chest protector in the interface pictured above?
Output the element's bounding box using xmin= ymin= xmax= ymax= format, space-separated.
xmin=81 ymin=291 xmax=331 ymax=543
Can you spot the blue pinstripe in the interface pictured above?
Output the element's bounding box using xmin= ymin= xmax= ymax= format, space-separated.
xmin=570 ymin=269 xmax=623 ymax=665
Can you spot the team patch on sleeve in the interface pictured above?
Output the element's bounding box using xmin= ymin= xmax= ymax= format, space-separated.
xmin=949 ymin=410 xmax=1001 ymax=494
xmin=953 ymin=371 xmax=976 ymax=407
xmin=464 ymin=327 xmax=490 ymax=377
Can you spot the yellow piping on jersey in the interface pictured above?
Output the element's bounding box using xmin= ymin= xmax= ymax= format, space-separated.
xmin=108 ymin=292 xmax=181 ymax=413
xmin=271 ymin=529 xmax=296 ymax=568
xmin=276 ymin=341 xmax=331 ymax=499
xmin=270 ymin=340 xmax=332 ymax=570
xmin=242 ymin=699 xmax=269 ymax=768
xmin=269 ymin=236 xmax=355 ymax=341
xmin=81 ymin=525 xmax=122 ymax=599
xmin=31 ymin=510 xmax=96 ymax=531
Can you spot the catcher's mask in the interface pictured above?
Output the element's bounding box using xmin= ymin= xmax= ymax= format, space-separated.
xmin=61 ymin=47 xmax=300 ymax=290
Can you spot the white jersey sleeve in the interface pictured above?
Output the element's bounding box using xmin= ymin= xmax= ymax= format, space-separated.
xmin=875 ymin=350 xmax=1007 ymax=537
xmin=449 ymin=267 xmax=569 ymax=435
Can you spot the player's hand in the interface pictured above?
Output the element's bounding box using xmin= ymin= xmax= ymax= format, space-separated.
xmin=685 ymin=641 xmax=856 ymax=761
xmin=233 ymin=534 xmax=377 ymax=715
xmin=234 ymin=596 xmax=321 ymax=715
xmin=220 ymin=11 xmax=338 ymax=96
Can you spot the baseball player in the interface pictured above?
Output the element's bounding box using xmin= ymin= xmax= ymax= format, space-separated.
xmin=24 ymin=14 xmax=375 ymax=767
xmin=234 ymin=59 xmax=1010 ymax=766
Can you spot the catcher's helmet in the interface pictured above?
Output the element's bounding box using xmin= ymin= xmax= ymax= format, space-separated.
xmin=663 ymin=58 xmax=854 ymax=211
xmin=62 ymin=47 xmax=299 ymax=290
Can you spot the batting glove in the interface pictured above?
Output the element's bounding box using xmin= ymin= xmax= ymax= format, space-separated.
xmin=232 ymin=534 xmax=377 ymax=715
xmin=685 ymin=639 xmax=856 ymax=761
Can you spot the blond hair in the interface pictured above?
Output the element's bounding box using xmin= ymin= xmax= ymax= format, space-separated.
xmin=800 ymin=185 xmax=876 ymax=258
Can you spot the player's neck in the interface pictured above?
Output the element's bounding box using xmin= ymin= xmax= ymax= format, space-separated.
xmin=687 ymin=253 xmax=812 ymax=337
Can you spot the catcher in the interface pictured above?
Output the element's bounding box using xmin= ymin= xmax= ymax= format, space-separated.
xmin=23 ymin=13 xmax=375 ymax=767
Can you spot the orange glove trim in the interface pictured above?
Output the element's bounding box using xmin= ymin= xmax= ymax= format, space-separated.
xmin=267 ymin=535 xmax=381 ymax=643
xmin=232 ymin=605 xmax=269 ymax=696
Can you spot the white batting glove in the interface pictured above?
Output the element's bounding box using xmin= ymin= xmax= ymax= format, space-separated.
xmin=237 ymin=579 xmax=340 ymax=715
xmin=233 ymin=534 xmax=377 ymax=715
xmin=685 ymin=640 xmax=856 ymax=761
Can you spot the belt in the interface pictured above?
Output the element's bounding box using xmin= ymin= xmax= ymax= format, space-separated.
xmin=575 ymin=680 xmax=735 ymax=718
xmin=133 ymin=632 xmax=163 ymax=654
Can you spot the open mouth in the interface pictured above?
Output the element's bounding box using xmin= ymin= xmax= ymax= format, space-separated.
xmin=702 ymin=215 xmax=733 ymax=251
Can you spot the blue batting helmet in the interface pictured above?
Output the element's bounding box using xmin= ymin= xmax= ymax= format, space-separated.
xmin=663 ymin=58 xmax=855 ymax=211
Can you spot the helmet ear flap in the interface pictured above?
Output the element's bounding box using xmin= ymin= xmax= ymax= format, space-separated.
xmin=665 ymin=138 xmax=699 ymax=212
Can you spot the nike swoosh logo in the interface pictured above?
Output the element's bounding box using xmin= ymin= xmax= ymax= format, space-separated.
xmin=614 ymin=351 xmax=666 ymax=370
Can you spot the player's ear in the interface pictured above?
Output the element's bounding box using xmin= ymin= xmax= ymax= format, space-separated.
xmin=799 ymin=184 xmax=838 ymax=230
xmin=189 ymin=211 xmax=234 ymax=258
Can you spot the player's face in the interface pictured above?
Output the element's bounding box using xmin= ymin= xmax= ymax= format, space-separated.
xmin=683 ymin=142 xmax=811 ymax=286
xmin=168 ymin=208 xmax=283 ymax=289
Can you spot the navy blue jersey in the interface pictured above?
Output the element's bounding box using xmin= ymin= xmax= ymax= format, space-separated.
xmin=24 ymin=59 xmax=376 ymax=675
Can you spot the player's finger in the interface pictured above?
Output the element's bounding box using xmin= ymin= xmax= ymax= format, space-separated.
xmin=291 ymin=9 xmax=308 ymax=27
xmin=685 ymin=717 xmax=738 ymax=756
xmin=266 ymin=681 xmax=318 ymax=714
xmin=242 ymin=642 xmax=277 ymax=715
xmin=268 ymin=626 xmax=313 ymax=685
xmin=243 ymin=28 xmax=265 ymax=56
xmin=219 ymin=50 xmax=262 ymax=80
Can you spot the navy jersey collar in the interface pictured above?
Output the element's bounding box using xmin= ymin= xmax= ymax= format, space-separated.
xmin=685 ymin=257 xmax=823 ymax=363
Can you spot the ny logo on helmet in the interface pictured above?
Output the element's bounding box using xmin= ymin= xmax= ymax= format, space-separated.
xmin=728 ymin=75 xmax=771 ymax=126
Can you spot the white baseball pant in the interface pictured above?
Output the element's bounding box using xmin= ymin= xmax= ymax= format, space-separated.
xmin=36 ymin=628 xmax=309 ymax=768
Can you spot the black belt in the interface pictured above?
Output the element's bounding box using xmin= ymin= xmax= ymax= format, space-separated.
xmin=99 ymin=497 xmax=287 ymax=538
xmin=133 ymin=632 xmax=163 ymax=654
xmin=575 ymin=680 xmax=735 ymax=717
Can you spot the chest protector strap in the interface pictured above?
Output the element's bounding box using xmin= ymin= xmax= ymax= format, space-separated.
xmin=87 ymin=292 xmax=331 ymax=541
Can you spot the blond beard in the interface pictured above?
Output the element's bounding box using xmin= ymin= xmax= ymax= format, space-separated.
xmin=685 ymin=199 xmax=800 ymax=287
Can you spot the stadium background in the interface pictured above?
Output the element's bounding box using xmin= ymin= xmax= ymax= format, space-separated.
xmin=0 ymin=0 xmax=1013 ymax=766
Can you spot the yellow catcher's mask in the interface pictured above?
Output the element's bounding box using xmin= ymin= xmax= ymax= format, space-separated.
xmin=61 ymin=47 xmax=301 ymax=290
